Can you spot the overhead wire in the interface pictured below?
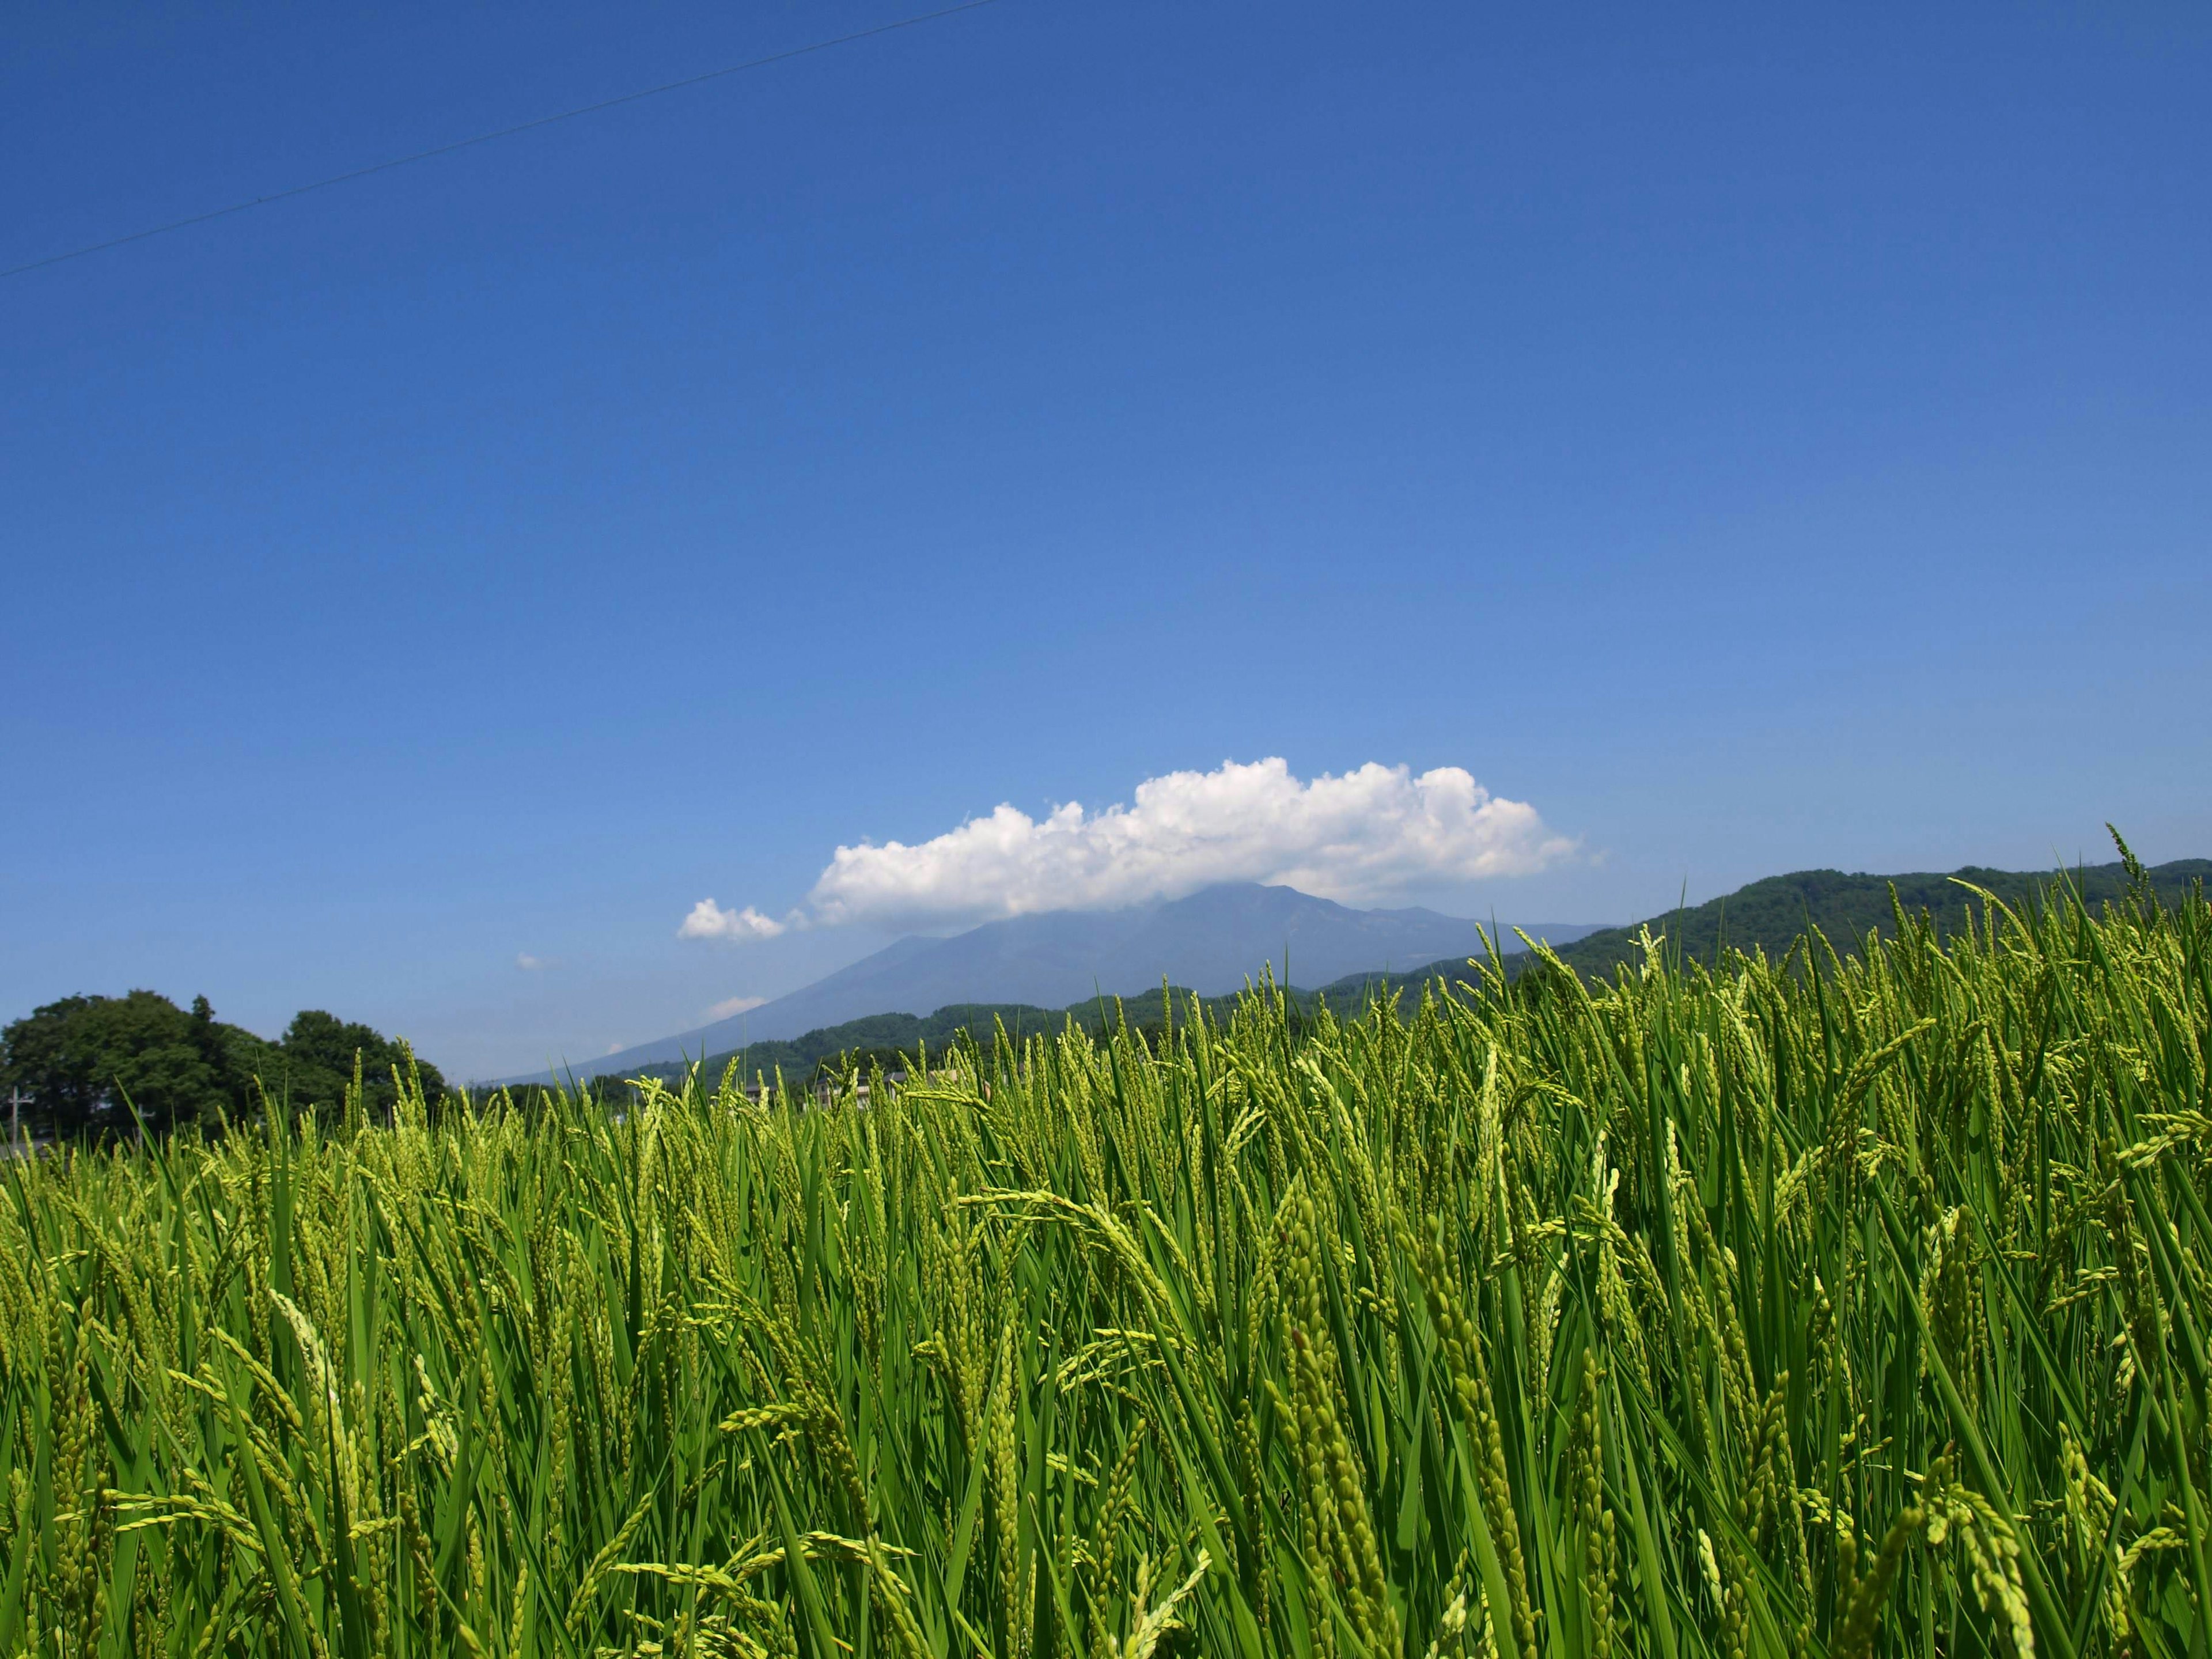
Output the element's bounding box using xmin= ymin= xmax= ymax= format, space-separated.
xmin=1 ymin=0 xmax=1002 ymax=283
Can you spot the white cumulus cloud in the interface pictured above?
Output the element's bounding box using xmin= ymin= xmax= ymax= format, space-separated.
xmin=683 ymin=758 xmax=1570 ymax=937
xmin=678 ymin=900 xmax=790 ymax=941
xmin=705 ymin=995 xmax=768 ymax=1021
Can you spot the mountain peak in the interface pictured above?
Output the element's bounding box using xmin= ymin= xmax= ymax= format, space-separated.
xmin=513 ymin=884 xmax=1604 ymax=1082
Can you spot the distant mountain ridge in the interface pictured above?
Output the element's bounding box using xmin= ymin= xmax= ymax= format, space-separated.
xmin=504 ymin=884 xmax=1601 ymax=1083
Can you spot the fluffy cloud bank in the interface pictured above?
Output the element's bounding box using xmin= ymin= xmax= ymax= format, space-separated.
xmin=682 ymin=757 xmax=1572 ymax=940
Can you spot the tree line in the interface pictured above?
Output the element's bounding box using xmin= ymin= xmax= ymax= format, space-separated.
xmin=0 ymin=990 xmax=446 ymax=1143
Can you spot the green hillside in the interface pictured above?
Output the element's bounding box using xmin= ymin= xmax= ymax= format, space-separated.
xmin=571 ymin=1002 xmax=1070 ymax=1094
xmin=567 ymin=990 xmax=1275 ymax=1096
xmin=1319 ymin=851 xmax=2212 ymax=1002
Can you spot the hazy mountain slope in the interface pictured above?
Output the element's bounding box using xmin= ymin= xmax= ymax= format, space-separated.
xmin=1077 ymin=884 xmax=1594 ymax=994
xmin=711 ymin=883 xmax=1600 ymax=1041
xmin=523 ymin=934 xmax=944 ymax=1081
xmin=507 ymin=884 xmax=1602 ymax=1082
xmin=506 ymin=859 xmax=2207 ymax=1088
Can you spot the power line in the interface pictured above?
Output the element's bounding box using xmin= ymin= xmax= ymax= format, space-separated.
xmin=2 ymin=0 xmax=1003 ymax=283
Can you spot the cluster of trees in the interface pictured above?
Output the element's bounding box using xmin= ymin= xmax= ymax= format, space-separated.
xmin=0 ymin=990 xmax=447 ymax=1143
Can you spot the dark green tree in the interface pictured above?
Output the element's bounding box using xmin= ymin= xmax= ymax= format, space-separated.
xmin=0 ymin=990 xmax=232 ymax=1139
xmin=275 ymin=1010 xmax=448 ymax=1118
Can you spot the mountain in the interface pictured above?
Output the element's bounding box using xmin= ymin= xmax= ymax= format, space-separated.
xmin=498 ymin=858 xmax=2210 ymax=1091
xmin=1315 ymin=857 xmax=2212 ymax=1002
xmin=509 ymin=884 xmax=1603 ymax=1082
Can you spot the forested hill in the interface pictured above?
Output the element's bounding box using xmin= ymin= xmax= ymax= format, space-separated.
xmin=564 ymin=996 xmax=1229 ymax=1097
xmin=1317 ymin=855 xmax=2212 ymax=1000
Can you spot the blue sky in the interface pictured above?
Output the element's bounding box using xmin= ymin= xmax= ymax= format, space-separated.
xmin=5 ymin=1 xmax=2207 ymax=1078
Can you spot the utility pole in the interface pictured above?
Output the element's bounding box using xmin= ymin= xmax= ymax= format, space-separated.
xmin=7 ymin=1087 xmax=21 ymax=1155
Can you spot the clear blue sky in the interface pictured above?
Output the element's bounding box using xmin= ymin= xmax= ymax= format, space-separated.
xmin=6 ymin=1 xmax=2207 ymax=1079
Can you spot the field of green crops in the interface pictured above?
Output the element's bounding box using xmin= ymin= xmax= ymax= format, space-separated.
xmin=3 ymin=875 xmax=2209 ymax=1659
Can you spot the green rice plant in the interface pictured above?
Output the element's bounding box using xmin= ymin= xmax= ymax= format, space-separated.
xmin=1 ymin=870 xmax=2207 ymax=1659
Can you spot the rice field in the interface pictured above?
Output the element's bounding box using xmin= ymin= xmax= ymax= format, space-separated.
xmin=3 ymin=873 xmax=2209 ymax=1659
